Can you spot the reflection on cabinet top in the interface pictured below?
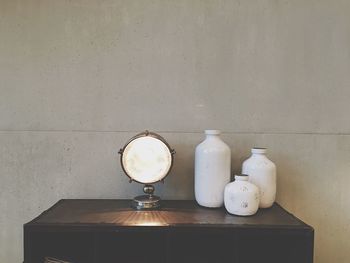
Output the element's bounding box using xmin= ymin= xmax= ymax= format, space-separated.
xmin=25 ymin=199 xmax=313 ymax=231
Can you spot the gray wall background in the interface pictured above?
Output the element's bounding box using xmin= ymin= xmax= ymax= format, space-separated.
xmin=1 ymin=0 xmax=350 ymax=262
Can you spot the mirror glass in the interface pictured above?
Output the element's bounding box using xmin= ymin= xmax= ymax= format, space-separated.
xmin=122 ymin=136 xmax=172 ymax=184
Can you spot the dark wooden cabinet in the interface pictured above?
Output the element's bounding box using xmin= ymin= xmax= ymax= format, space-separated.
xmin=24 ymin=200 xmax=314 ymax=263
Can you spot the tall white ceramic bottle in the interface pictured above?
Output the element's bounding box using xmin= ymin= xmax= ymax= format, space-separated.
xmin=195 ymin=130 xmax=231 ymax=208
xmin=242 ymin=148 xmax=276 ymax=208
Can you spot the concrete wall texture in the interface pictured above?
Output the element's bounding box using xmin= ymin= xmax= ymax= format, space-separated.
xmin=0 ymin=0 xmax=349 ymax=262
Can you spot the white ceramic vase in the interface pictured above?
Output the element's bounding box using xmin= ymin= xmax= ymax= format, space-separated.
xmin=195 ymin=130 xmax=231 ymax=208
xmin=242 ymin=147 xmax=276 ymax=208
xmin=224 ymin=174 xmax=260 ymax=216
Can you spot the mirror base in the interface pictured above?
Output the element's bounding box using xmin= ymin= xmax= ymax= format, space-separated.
xmin=131 ymin=195 xmax=161 ymax=210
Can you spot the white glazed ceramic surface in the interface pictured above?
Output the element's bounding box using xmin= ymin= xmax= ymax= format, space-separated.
xmin=194 ymin=130 xmax=231 ymax=208
xmin=242 ymin=148 xmax=277 ymax=208
xmin=224 ymin=175 xmax=259 ymax=216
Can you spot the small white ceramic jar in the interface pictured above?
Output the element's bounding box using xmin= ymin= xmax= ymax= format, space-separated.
xmin=195 ymin=130 xmax=231 ymax=208
xmin=242 ymin=147 xmax=276 ymax=208
xmin=224 ymin=174 xmax=259 ymax=216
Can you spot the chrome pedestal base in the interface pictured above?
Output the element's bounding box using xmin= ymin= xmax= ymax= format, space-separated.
xmin=131 ymin=194 xmax=161 ymax=210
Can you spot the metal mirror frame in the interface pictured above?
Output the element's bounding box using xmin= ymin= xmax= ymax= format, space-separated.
xmin=118 ymin=130 xmax=175 ymax=184
xmin=118 ymin=130 xmax=175 ymax=209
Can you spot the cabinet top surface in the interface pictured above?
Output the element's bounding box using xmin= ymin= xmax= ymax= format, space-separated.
xmin=25 ymin=200 xmax=312 ymax=230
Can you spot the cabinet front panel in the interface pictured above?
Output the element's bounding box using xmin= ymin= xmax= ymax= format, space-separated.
xmin=167 ymin=229 xmax=237 ymax=263
xmin=96 ymin=231 xmax=166 ymax=263
xmin=237 ymin=230 xmax=312 ymax=263
xmin=25 ymin=231 xmax=93 ymax=263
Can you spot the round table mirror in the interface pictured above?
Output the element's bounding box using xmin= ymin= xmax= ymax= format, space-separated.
xmin=119 ymin=131 xmax=175 ymax=209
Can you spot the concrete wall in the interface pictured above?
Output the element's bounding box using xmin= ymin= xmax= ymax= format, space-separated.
xmin=1 ymin=0 xmax=349 ymax=262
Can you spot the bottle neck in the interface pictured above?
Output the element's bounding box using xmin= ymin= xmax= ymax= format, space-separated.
xmin=204 ymin=130 xmax=221 ymax=138
xmin=251 ymin=152 xmax=267 ymax=159
xmin=206 ymin=133 xmax=220 ymax=138
xmin=205 ymin=134 xmax=222 ymax=141
xmin=235 ymin=175 xmax=249 ymax=181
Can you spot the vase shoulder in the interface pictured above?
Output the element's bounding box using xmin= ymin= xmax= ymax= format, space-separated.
xmin=243 ymin=155 xmax=275 ymax=169
xmin=196 ymin=138 xmax=229 ymax=153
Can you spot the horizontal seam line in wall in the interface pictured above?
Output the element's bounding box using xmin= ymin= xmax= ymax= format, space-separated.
xmin=0 ymin=130 xmax=350 ymax=136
